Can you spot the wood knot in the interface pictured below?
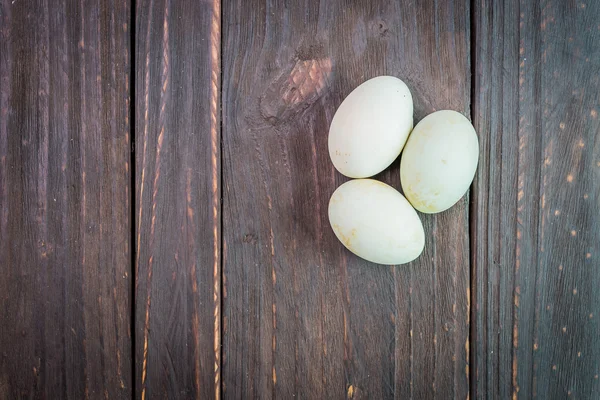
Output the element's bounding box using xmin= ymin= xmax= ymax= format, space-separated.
xmin=295 ymin=43 xmax=326 ymax=61
xmin=242 ymin=233 xmax=257 ymax=243
xmin=373 ymin=20 xmax=389 ymax=37
xmin=259 ymin=54 xmax=332 ymax=126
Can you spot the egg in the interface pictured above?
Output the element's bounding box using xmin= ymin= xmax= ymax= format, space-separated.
xmin=328 ymin=179 xmax=425 ymax=265
xmin=328 ymin=76 xmax=413 ymax=178
xmin=400 ymin=110 xmax=479 ymax=214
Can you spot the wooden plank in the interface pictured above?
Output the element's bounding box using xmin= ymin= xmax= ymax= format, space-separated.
xmin=221 ymin=0 xmax=470 ymax=398
xmin=0 ymin=0 xmax=132 ymax=398
xmin=134 ymin=0 xmax=221 ymax=398
xmin=472 ymin=0 xmax=600 ymax=398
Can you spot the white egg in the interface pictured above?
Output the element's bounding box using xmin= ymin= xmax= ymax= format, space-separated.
xmin=328 ymin=179 xmax=425 ymax=265
xmin=400 ymin=110 xmax=479 ymax=214
xmin=328 ymin=76 xmax=413 ymax=178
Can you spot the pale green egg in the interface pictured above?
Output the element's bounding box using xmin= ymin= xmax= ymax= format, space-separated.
xmin=400 ymin=110 xmax=479 ymax=214
xmin=328 ymin=76 xmax=413 ymax=178
xmin=328 ymin=179 xmax=425 ymax=265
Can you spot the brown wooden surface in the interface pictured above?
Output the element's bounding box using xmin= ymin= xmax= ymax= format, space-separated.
xmin=134 ymin=0 xmax=221 ymax=399
xmin=1 ymin=0 xmax=599 ymax=399
xmin=221 ymin=0 xmax=470 ymax=398
xmin=0 ymin=0 xmax=132 ymax=398
xmin=471 ymin=0 xmax=600 ymax=398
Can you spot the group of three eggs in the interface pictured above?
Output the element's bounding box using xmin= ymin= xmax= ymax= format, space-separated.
xmin=327 ymin=76 xmax=479 ymax=265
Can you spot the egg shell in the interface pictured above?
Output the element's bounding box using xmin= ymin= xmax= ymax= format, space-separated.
xmin=400 ymin=110 xmax=479 ymax=213
xmin=328 ymin=179 xmax=425 ymax=265
xmin=328 ymin=76 xmax=413 ymax=178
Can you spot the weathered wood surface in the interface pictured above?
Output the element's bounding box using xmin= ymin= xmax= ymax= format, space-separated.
xmin=0 ymin=0 xmax=132 ymax=398
xmin=2 ymin=0 xmax=600 ymax=399
xmin=471 ymin=0 xmax=600 ymax=398
xmin=221 ymin=0 xmax=470 ymax=398
xmin=134 ymin=0 xmax=221 ymax=399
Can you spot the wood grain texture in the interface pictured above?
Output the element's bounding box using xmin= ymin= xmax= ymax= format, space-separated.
xmin=134 ymin=0 xmax=221 ymax=398
xmin=221 ymin=0 xmax=470 ymax=398
xmin=471 ymin=0 xmax=600 ymax=398
xmin=0 ymin=0 xmax=132 ymax=398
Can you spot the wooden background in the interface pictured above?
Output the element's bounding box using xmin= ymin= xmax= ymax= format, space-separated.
xmin=1 ymin=0 xmax=598 ymax=399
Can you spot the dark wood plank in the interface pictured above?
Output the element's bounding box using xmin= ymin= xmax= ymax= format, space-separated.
xmin=472 ymin=0 xmax=600 ymax=398
xmin=134 ymin=0 xmax=221 ymax=398
xmin=0 ymin=0 xmax=132 ymax=398
xmin=221 ymin=0 xmax=470 ymax=398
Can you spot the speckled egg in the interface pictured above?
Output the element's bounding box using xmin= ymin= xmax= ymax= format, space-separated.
xmin=328 ymin=179 xmax=425 ymax=265
xmin=328 ymin=76 xmax=413 ymax=178
xmin=400 ymin=110 xmax=479 ymax=214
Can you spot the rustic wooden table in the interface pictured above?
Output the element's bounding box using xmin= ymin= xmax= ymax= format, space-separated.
xmin=1 ymin=0 xmax=598 ymax=399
